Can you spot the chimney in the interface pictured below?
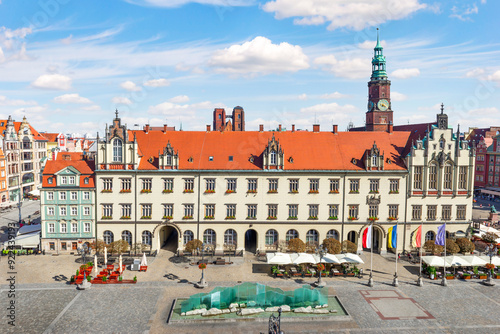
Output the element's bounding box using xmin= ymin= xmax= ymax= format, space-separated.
xmin=163 ymin=124 xmax=168 ymax=133
xmin=206 ymin=125 xmax=211 ymax=132
xmin=259 ymin=124 xmax=264 ymax=132
xmin=144 ymin=124 xmax=150 ymax=133
xmin=313 ymin=124 xmax=320 ymax=133
xmin=292 ymin=124 xmax=295 ymax=132
xmin=388 ymin=122 xmax=393 ymax=133
xmin=278 ymin=124 xmax=282 ymax=132
xmin=332 ymin=124 xmax=338 ymax=134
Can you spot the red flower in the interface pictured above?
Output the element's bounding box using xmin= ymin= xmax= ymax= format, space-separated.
xmin=198 ymin=263 xmax=207 ymax=270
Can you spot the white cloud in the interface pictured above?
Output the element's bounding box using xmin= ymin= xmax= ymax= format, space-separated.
xmin=297 ymin=93 xmax=307 ymax=100
xmin=31 ymin=74 xmax=72 ymax=90
xmin=468 ymin=107 xmax=499 ymax=116
xmin=123 ymin=0 xmax=254 ymax=7
xmin=208 ymin=36 xmax=309 ymax=76
xmin=391 ymin=68 xmax=420 ymax=79
xmin=53 ymin=93 xmax=92 ymax=104
xmin=466 ymin=68 xmax=485 ymax=78
xmin=148 ymin=100 xmax=222 ymax=117
xmin=390 ymin=91 xmax=407 ymax=101
xmin=120 ymin=80 xmax=142 ymax=91
xmin=144 ymin=78 xmax=170 ymax=87
xmin=450 ymin=4 xmax=479 ymax=21
xmin=300 ymin=102 xmax=358 ymax=115
xmin=169 ymin=95 xmax=189 ymax=103
xmin=82 ymin=105 xmax=102 ymax=111
xmin=358 ymin=40 xmax=387 ymax=50
xmin=0 ymin=95 xmax=36 ymax=106
xmin=314 ymin=55 xmax=370 ymax=79
xmin=320 ymin=92 xmax=348 ymax=99
xmin=488 ymin=70 xmax=500 ymax=82
xmin=262 ymin=0 xmax=427 ymax=31
xmin=418 ymin=103 xmax=442 ymax=111
xmin=111 ymin=97 xmax=133 ymax=105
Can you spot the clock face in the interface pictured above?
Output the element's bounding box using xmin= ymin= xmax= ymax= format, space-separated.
xmin=367 ymin=101 xmax=374 ymax=111
xmin=377 ymin=99 xmax=389 ymax=111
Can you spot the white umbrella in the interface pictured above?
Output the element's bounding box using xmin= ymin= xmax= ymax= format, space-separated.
xmin=314 ymin=253 xmax=341 ymax=264
xmin=336 ymin=253 xmax=364 ymax=264
xmin=140 ymin=253 xmax=148 ymax=267
xmin=479 ymin=255 xmax=500 ymax=266
xmin=446 ymin=255 xmax=471 ymax=267
xmin=119 ymin=254 xmax=123 ymax=274
xmin=94 ymin=254 xmax=98 ymax=277
xmin=290 ymin=253 xmax=317 ymax=265
xmin=266 ymin=252 xmax=292 ymax=265
xmin=422 ymin=256 xmax=451 ymax=267
xmin=462 ymin=255 xmax=488 ymax=266
xmin=104 ymin=247 xmax=108 ymax=265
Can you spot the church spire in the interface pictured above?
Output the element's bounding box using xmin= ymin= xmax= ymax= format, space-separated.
xmin=371 ymin=28 xmax=387 ymax=80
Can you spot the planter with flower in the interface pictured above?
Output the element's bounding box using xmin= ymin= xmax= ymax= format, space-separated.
xmin=267 ymin=216 xmax=277 ymax=220
xmin=101 ymin=216 xmax=112 ymax=220
xmin=308 ymin=216 xmax=318 ymax=220
xmin=308 ymin=190 xmax=319 ymax=194
xmin=368 ymin=217 xmax=379 ymax=222
xmin=225 ymin=189 xmax=235 ymax=194
xmin=446 ymin=273 xmax=455 ymax=280
xmin=225 ymin=216 xmax=235 ymax=220
xmin=461 ymin=272 xmax=471 ymax=279
xmin=389 ymin=191 xmax=399 ymax=194
xmin=247 ymin=189 xmax=257 ymax=194
xmin=183 ymin=215 xmax=193 ymax=220
xmin=329 ymin=190 xmax=339 ymax=194
xmin=369 ymin=191 xmax=379 ymax=194
xmin=121 ymin=216 xmax=131 ymax=220
xmin=348 ymin=216 xmax=358 ymax=221
xmin=162 ymin=215 xmax=173 ymax=220
xmin=388 ymin=216 xmax=398 ymax=221
xmin=267 ymin=189 xmax=278 ymax=194
xmin=349 ymin=191 xmax=359 ymax=194
xmin=317 ymin=264 xmax=326 ymax=277
xmin=183 ymin=189 xmax=194 ymax=193
xmin=328 ymin=216 xmax=338 ymax=220
xmin=101 ymin=189 xmax=112 ymax=193
xmin=141 ymin=216 xmax=152 ymax=220
xmin=162 ymin=189 xmax=173 ymax=194
xmin=288 ymin=216 xmax=297 ymax=220
xmin=290 ymin=190 xmax=298 ymax=194
xmin=204 ymin=215 xmax=215 ymax=220
xmin=204 ymin=189 xmax=215 ymax=194
xmin=120 ymin=189 xmax=131 ymax=193
xmin=141 ymin=189 xmax=152 ymax=194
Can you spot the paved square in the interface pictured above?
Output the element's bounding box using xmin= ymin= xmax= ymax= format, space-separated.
xmin=360 ymin=290 xmax=434 ymax=320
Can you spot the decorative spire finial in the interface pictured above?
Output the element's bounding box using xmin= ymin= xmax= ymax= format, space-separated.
xmin=440 ymin=103 xmax=444 ymax=115
xmin=115 ymin=109 xmax=119 ymax=119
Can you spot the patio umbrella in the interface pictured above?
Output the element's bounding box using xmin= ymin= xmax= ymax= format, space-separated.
xmin=119 ymin=254 xmax=123 ymax=274
xmin=479 ymin=255 xmax=500 ymax=266
xmin=462 ymin=255 xmax=488 ymax=266
xmin=290 ymin=253 xmax=317 ymax=265
xmin=104 ymin=247 xmax=108 ymax=265
xmin=446 ymin=255 xmax=471 ymax=267
xmin=314 ymin=253 xmax=341 ymax=264
xmin=422 ymin=256 xmax=451 ymax=267
xmin=266 ymin=252 xmax=292 ymax=265
xmin=94 ymin=254 xmax=98 ymax=277
xmin=140 ymin=253 xmax=148 ymax=267
xmin=337 ymin=253 xmax=364 ymax=264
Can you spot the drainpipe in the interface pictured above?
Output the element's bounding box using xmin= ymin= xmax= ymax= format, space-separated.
xmin=134 ymin=169 xmax=138 ymax=255
xmin=196 ymin=172 xmax=201 ymax=241
xmin=403 ymin=174 xmax=408 ymax=254
xmin=341 ymin=172 xmax=346 ymax=247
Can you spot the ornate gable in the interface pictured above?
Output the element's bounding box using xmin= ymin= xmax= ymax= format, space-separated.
xmin=365 ymin=141 xmax=384 ymax=170
xmin=263 ymin=134 xmax=284 ymax=170
xmin=159 ymin=141 xmax=179 ymax=169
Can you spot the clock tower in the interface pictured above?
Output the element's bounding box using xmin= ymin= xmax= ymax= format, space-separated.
xmin=366 ymin=29 xmax=393 ymax=132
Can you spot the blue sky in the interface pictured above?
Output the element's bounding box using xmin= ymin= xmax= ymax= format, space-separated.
xmin=0 ymin=0 xmax=498 ymax=135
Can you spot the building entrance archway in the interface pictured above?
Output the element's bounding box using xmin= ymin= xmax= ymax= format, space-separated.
xmin=245 ymin=229 xmax=257 ymax=253
xmin=153 ymin=223 xmax=180 ymax=253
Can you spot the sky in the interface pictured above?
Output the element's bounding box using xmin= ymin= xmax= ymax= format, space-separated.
xmin=0 ymin=0 xmax=499 ymax=135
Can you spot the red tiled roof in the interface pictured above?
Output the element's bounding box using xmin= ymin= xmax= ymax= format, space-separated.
xmin=41 ymin=132 xmax=59 ymax=142
xmin=127 ymin=130 xmax=411 ymax=171
xmin=0 ymin=120 xmax=48 ymax=141
xmin=42 ymin=152 xmax=95 ymax=187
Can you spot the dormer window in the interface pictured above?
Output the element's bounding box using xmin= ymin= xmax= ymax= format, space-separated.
xmin=270 ymin=151 xmax=277 ymax=165
xmin=166 ymin=154 xmax=172 ymax=166
xmin=439 ymin=140 xmax=444 ymax=149
xmin=48 ymin=177 xmax=53 ymax=184
xmin=113 ymin=139 xmax=122 ymax=162
xmin=371 ymin=154 xmax=378 ymax=167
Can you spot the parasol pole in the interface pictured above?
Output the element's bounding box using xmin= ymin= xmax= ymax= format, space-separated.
xmin=368 ymin=222 xmax=374 ymax=287
xmin=441 ymin=223 xmax=448 ymax=286
xmin=418 ymin=222 xmax=423 ymax=286
xmin=393 ymin=222 xmax=399 ymax=286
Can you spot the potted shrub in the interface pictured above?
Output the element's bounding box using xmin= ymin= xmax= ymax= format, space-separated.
xmin=428 ymin=266 xmax=436 ymax=280
xmin=133 ymin=275 xmax=137 ymax=282
xmin=446 ymin=273 xmax=454 ymax=280
xmin=462 ymin=273 xmax=471 ymax=279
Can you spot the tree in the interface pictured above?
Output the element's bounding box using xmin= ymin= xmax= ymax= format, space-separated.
xmin=482 ymin=232 xmax=498 ymax=244
xmin=342 ymin=240 xmax=357 ymax=253
xmin=423 ymin=240 xmax=443 ymax=254
xmin=287 ymin=238 xmax=305 ymax=252
xmin=455 ymin=238 xmax=475 ymax=254
xmin=305 ymin=241 xmax=318 ymax=253
xmin=110 ymin=240 xmax=129 ymax=254
xmin=322 ymin=238 xmax=341 ymax=254
xmin=185 ymin=239 xmax=203 ymax=253
xmin=276 ymin=240 xmax=287 ymax=253
xmin=445 ymin=239 xmax=460 ymax=254
xmin=91 ymin=239 xmax=105 ymax=253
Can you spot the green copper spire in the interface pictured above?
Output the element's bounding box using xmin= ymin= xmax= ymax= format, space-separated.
xmin=371 ymin=28 xmax=387 ymax=80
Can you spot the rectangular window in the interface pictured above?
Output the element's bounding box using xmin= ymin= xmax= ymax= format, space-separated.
xmin=61 ymin=176 xmax=67 ymax=185
xmin=83 ymin=192 xmax=90 ymax=200
xmin=60 ymin=207 xmax=67 ymax=216
xmin=183 ymin=204 xmax=194 ymax=218
xmin=389 ymin=179 xmax=399 ymax=193
xmin=329 ymin=179 xmax=339 ymax=193
xmin=71 ymin=223 xmax=77 ymax=233
xmin=121 ymin=178 xmax=131 ymax=192
xmin=205 ymin=204 xmax=215 ymax=218
xmin=102 ymin=178 xmax=112 ymax=191
xmin=308 ymin=204 xmax=318 ymax=219
xmin=412 ymin=205 xmax=422 ymax=220
xmin=442 ymin=205 xmax=451 ymax=220
xmin=348 ymin=205 xmax=359 ymax=219
xmin=369 ymin=179 xmax=379 ymax=193
xmin=142 ymin=204 xmax=152 ymax=218
xmin=248 ymin=179 xmax=257 ymax=193
xmin=247 ymin=204 xmax=257 ymax=219
xmin=349 ymin=179 xmax=359 ymax=193
xmin=429 ymin=165 xmax=437 ymax=190
xmin=59 ymin=192 xmax=66 ymax=200
xmin=47 ymin=192 xmax=54 ymax=200
xmin=142 ymin=178 xmax=152 ymax=192
xmin=61 ymin=242 xmax=67 ymax=251
xmin=309 ymin=179 xmax=319 ymax=193
xmin=48 ymin=207 xmax=55 ymax=216
xmin=268 ymin=179 xmax=278 ymax=192
xmin=61 ymin=223 xmax=67 ymax=233
xmin=121 ymin=204 xmax=131 ymax=218
xmin=268 ymin=204 xmax=277 ymax=219
xmin=368 ymin=205 xmax=378 ymax=218
xmin=163 ymin=178 xmax=173 ymax=192
xmin=388 ymin=205 xmax=398 ymax=219
xmin=102 ymin=204 xmax=112 ymax=218
xmin=72 ymin=242 xmax=77 ymax=250
xmin=84 ymin=222 xmax=90 ymax=233
xmin=70 ymin=191 xmax=77 ymax=200
xmin=205 ymin=178 xmax=215 ymax=192
xmin=289 ymin=179 xmax=299 ymax=193
xmin=48 ymin=223 xmax=55 ymax=233
xmin=226 ymin=204 xmax=236 ymax=218
xmin=184 ymin=178 xmax=194 ymax=192
xmin=71 ymin=207 xmax=77 ymax=216
xmin=69 ymin=176 xmax=75 ymax=184
xmin=288 ymin=204 xmax=298 ymax=219
xmin=457 ymin=205 xmax=466 ymax=220
xmin=459 ymin=166 xmax=467 ymax=189
xmin=444 ymin=165 xmax=452 ymax=190
xmin=427 ymin=205 xmax=437 ymax=220
xmin=49 ymin=242 xmax=55 ymax=250
xmin=84 ymin=207 xmax=90 ymax=216
xmin=227 ymin=178 xmax=237 ymax=192
xmin=163 ymin=204 xmax=173 ymax=218
xmin=414 ymin=166 xmax=422 ymax=190
xmin=328 ymin=205 xmax=338 ymax=219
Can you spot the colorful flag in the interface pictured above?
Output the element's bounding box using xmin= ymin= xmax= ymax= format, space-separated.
xmin=362 ymin=224 xmax=372 ymax=248
xmin=387 ymin=225 xmax=397 ymax=249
xmin=411 ymin=225 xmax=422 ymax=248
xmin=435 ymin=223 xmax=446 ymax=246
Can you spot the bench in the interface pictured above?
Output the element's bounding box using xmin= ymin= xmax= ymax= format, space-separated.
xmin=139 ymin=266 xmax=148 ymax=272
xmin=215 ymin=258 xmax=225 ymax=265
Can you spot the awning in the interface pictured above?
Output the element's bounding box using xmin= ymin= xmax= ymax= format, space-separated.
xmin=28 ymin=189 xmax=40 ymax=196
xmin=18 ymin=224 xmax=41 ymax=236
xmin=481 ymin=189 xmax=500 ymax=196
xmin=3 ymin=232 xmax=39 ymax=249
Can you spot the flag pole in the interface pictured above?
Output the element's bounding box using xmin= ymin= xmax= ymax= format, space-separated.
xmin=368 ymin=222 xmax=374 ymax=287
xmin=441 ymin=222 xmax=448 ymax=286
xmin=393 ymin=222 xmax=399 ymax=287
xmin=417 ymin=222 xmax=423 ymax=286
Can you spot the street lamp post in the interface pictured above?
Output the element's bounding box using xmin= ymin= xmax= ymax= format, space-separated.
xmin=483 ymin=244 xmax=498 ymax=286
xmin=314 ymin=245 xmax=326 ymax=287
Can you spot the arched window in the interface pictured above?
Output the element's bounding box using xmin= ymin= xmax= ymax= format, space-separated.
xmin=326 ymin=229 xmax=339 ymax=240
xmin=265 ymin=229 xmax=278 ymax=245
xmin=203 ymin=229 xmax=216 ymax=245
xmin=443 ymin=163 xmax=452 ymax=190
xmin=425 ymin=231 xmax=435 ymax=242
xmin=286 ymin=229 xmax=298 ymax=241
xmin=113 ymin=139 xmax=122 ymax=162
xmin=103 ymin=230 xmax=114 ymax=244
xmin=122 ymin=230 xmax=132 ymax=246
xmin=429 ymin=163 xmax=437 ymax=189
xmin=142 ymin=231 xmax=152 ymax=246
xmin=224 ymin=229 xmax=237 ymax=246
xmin=270 ymin=151 xmax=277 ymax=165
xmin=183 ymin=230 xmax=194 ymax=245
xmin=306 ymin=229 xmax=319 ymax=244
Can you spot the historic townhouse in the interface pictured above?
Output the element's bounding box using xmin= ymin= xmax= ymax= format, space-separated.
xmin=40 ymin=152 xmax=95 ymax=253
xmin=0 ymin=116 xmax=47 ymax=203
xmin=0 ymin=148 xmax=7 ymax=204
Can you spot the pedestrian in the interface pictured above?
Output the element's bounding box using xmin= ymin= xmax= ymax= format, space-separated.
xmin=398 ymin=253 xmax=401 ymax=260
